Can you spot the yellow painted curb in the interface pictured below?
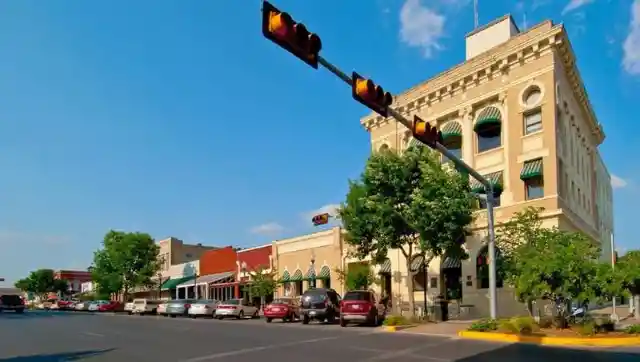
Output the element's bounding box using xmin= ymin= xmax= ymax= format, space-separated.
xmin=458 ymin=330 xmax=640 ymax=347
xmin=384 ymin=325 xmax=415 ymax=332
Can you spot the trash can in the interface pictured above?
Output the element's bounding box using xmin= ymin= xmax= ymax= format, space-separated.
xmin=435 ymin=296 xmax=449 ymax=322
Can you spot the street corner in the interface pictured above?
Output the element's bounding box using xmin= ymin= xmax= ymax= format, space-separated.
xmin=458 ymin=330 xmax=640 ymax=347
xmin=382 ymin=325 xmax=416 ymax=332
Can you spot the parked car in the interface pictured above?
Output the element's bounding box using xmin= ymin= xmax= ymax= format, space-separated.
xmin=157 ymin=302 xmax=168 ymax=316
xmin=214 ymin=299 xmax=259 ymax=320
xmin=74 ymin=301 xmax=92 ymax=311
xmin=124 ymin=301 xmax=135 ymax=315
xmin=88 ymin=300 xmax=109 ymax=312
xmin=166 ymin=299 xmax=196 ymax=317
xmin=339 ymin=290 xmax=385 ymax=327
xmin=300 ymin=288 xmax=341 ymax=324
xmin=263 ymin=297 xmax=299 ymax=323
xmin=188 ymin=300 xmax=219 ymax=318
xmin=132 ymin=299 xmax=161 ymax=315
xmin=0 ymin=294 xmax=25 ymax=314
xmin=57 ymin=300 xmax=76 ymax=310
xmin=98 ymin=301 xmax=123 ymax=312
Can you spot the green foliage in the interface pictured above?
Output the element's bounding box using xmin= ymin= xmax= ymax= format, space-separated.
xmin=575 ymin=321 xmax=598 ymax=336
xmin=334 ymin=263 xmax=378 ymax=291
xmin=14 ymin=269 xmax=68 ymax=299
xmin=616 ymin=251 xmax=640 ymax=296
xmin=537 ymin=316 xmax=553 ymax=329
xmin=382 ymin=315 xmax=410 ymax=326
xmin=243 ymin=267 xmax=277 ymax=299
xmin=624 ymin=324 xmax=640 ymax=334
xmin=339 ymin=145 xmax=474 ymax=315
xmin=91 ymin=230 xmax=161 ymax=297
xmin=496 ymin=207 xmax=606 ymax=315
xmin=498 ymin=317 xmax=536 ymax=335
xmin=468 ymin=319 xmax=499 ymax=332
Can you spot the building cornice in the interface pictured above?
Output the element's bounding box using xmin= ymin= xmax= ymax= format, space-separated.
xmin=360 ymin=23 xmax=604 ymax=145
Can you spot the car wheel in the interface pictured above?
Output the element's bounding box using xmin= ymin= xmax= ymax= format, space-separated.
xmin=237 ymin=310 xmax=244 ymax=320
xmin=15 ymin=309 xmax=24 ymax=314
xmin=216 ymin=316 xmax=223 ymax=320
xmin=302 ymin=315 xmax=310 ymax=325
xmin=340 ymin=318 xmax=347 ymax=327
xmin=266 ymin=317 xmax=272 ymax=323
xmin=190 ymin=315 xmax=196 ymax=319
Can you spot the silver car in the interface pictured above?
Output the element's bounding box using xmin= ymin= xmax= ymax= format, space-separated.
xmin=188 ymin=300 xmax=219 ymax=318
xmin=214 ymin=299 xmax=259 ymax=320
xmin=165 ymin=299 xmax=196 ymax=318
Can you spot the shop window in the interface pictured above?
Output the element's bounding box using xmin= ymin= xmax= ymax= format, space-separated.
xmin=476 ymin=246 xmax=504 ymax=289
xmin=524 ymin=109 xmax=542 ymax=135
xmin=526 ymin=177 xmax=544 ymax=200
xmin=413 ymin=272 xmax=426 ymax=292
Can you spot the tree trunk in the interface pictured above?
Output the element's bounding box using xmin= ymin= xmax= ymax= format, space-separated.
xmin=634 ymin=294 xmax=640 ymax=320
xmin=405 ymin=257 xmax=415 ymax=318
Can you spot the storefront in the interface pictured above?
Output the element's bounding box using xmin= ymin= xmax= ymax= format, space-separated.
xmin=237 ymin=244 xmax=273 ymax=306
xmin=159 ymin=260 xmax=199 ymax=300
xmin=273 ymin=227 xmax=344 ymax=298
xmin=198 ymin=246 xmax=241 ymax=300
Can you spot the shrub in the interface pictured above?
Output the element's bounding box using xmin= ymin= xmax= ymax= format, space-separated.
xmin=624 ymin=324 xmax=640 ymax=335
xmin=383 ymin=315 xmax=410 ymax=326
xmin=498 ymin=319 xmax=518 ymax=334
xmin=468 ymin=319 xmax=499 ymax=332
xmin=552 ymin=315 xmax=569 ymax=329
xmin=537 ymin=316 xmax=553 ymax=329
xmin=593 ymin=317 xmax=615 ymax=333
xmin=511 ymin=316 xmax=536 ymax=335
xmin=575 ymin=321 xmax=597 ymax=336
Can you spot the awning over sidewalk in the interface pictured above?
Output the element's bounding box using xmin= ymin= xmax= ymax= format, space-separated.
xmin=161 ymin=275 xmax=196 ymax=290
xmin=176 ymin=271 xmax=235 ymax=288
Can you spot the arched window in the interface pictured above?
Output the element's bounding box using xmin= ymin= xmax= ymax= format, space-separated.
xmin=474 ymin=107 xmax=502 ymax=153
xmin=523 ymin=86 xmax=542 ymax=107
xmin=440 ymin=121 xmax=463 ymax=162
xmin=476 ymin=245 xmax=504 ymax=289
xmin=379 ymin=144 xmax=390 ymax=153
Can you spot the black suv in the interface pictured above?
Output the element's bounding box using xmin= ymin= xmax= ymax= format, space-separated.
xmin=0 ymin=294 xmax=25 ymax=314
xmin=300 ymin=288 xmax=340 ymax=324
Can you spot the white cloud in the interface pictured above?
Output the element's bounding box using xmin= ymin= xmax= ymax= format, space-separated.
xmin=399 ymin=0 xmax=446 ymax=58
xmin=302 ymin=204 xmax=341 ymax=222
xmin=623 ymin=0 xmax=640 ymax=75
xmin=611 ymin=174 xmax=628 ymax=189
xmin=561 ymin=0 xmax=595 ymax=15
xmin=249 ymin=222 xmax=285 ymax=236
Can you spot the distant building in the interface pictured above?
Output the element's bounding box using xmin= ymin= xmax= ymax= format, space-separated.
xmin=54 ymin=270 xmax=92 ymax=294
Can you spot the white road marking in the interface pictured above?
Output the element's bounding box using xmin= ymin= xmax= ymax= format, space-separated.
xmin=179 ymin=336 xmax=339 ymax=362
xmin=82 ymin=332 xmax=104 ymax=337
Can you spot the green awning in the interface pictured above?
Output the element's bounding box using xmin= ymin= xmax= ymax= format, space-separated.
xmin=290 ymin=269 xmax=303 ymax=281
xmin=161 ymin=275 xmax=195 ymax=290
xmin=378 ymin=259 xmax=392 ymax=274
xmin=304 ymin=266 xmax=316 ymax=280
xmin=441 ymin=256 xmax=461 ymax=269
xmin=317 ymin=266 xmax=331 ymax=279
xmin=410 ymin=255 xmax=425 ymax=273
xmin=474 ymin=106 xmax=502 ymax=132
xmin=280 ymin=270 xmax=290 ymax=282
xmin=441 ymin=121 xmax=462 ymax=141
xmin=470 ymin=171 xmax=503 ymax=194
xmin=520 ymin=158 xmax=543 ymax=180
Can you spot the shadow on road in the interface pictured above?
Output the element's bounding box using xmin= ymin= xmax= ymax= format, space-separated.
xmin=0 ymin=349 xmax=114 ymax=361
xmin=457 ymin=343 xmax=639 ymax=362
xmin=0 ymin=311 xmax=96 ymax=320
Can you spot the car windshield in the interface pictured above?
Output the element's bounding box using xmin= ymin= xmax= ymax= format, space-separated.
xmin=223 ymin=299 xmax=240 ymax=305
xmin=343 ymin=291 xmax=371 ymax=301
xmin=302 ymin=292 xmax=327 ymax=302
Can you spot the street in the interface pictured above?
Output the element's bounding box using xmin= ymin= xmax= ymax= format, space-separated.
xmin=0 ymin=311 xmax=638 ymax=361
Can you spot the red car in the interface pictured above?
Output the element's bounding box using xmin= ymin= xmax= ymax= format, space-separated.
xmin=98 ymin=301 xmax=123 ymax=312
xmin=339 ymin=290 xmax=385 ymax=327
xmin=263 ymin=297 xmax=299 ymax=323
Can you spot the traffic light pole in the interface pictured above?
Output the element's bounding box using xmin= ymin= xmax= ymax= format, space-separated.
xmin=316 ymin=55 xmax=499 ymax=319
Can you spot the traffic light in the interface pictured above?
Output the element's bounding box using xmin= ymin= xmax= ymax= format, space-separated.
xmin=312 ymin=213 xmax=330 ymax=226
xmin=412 ymin=115 xmax=442 ymax=147
xmin=261 ymin=1 xmax=322 ymax=69
xmin=351 ymin=72 xmax=393 ymax=117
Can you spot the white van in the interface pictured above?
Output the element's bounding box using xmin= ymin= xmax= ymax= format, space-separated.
xmin=132 ymin=299 xmax=162 ymax=315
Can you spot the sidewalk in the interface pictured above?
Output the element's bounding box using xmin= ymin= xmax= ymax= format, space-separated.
xmin=398 ymin=320 xmax=474 ymax=337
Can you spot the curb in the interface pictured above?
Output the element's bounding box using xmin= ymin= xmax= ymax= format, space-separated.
xmin=458 ymin=330 xmax=640 ymax=347
xmin=383 ymin=325 xmax=416 ymax=332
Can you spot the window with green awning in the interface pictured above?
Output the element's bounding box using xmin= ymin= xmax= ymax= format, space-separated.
xmin=161 ymin=275 xmax=195 ymax=290
xmin=441 ymin=121 xmax=463 ymax=142
xmin=279 ymin=270 xmax=290 ymax=283
xmin=474 ymin=106 xmax=502 ymax=133
xmin=470 ymin=171 xmax=504 ymax=194
xmin=290 ymin=269 xmax=303 ymax=281
xmin=520 ymin=158 xmax=543 ymax=180
xmin=317 ymin=266 xmax=331 ymax=279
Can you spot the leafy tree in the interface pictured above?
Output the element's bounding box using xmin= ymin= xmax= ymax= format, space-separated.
xmin=496 ymin=207 xmax=603 ymax=321
xmin=91 ymin=230 xmax=161 ymax=300
xmin=334 ymin=262 xmax=379 ymax=291
xmin=242 ymin=267 xmax=277 ymax=307
xmin=615 ymin=250 xmax=640 ymax=319
xmin=339 ymin=146 xmax=474 ymax=316
xmin=14 ymin=269 xmax=61 ymax=300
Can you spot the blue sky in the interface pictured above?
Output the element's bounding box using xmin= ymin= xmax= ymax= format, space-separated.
xmin=1 ymin=0 xmax=639 ymax=286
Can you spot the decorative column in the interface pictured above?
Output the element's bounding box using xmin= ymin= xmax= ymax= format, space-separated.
xmin=461 ymin=106 xmax=475 ymax=164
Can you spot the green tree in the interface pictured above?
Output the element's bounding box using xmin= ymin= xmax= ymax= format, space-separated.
xmin=14 ymin=269 xmax=59 ymax=300
xmin=334 ymin=262 xmax=379 ymax=291
xmin=91 ymin=230 xmax=161 ymax=300
xmin=339 ymin=146 xmax=474 ymax=316
xmin=243 ymin=267 xmax=277 ymax=307
xmin=615 ymin=250 xmax=640 ymax=319
xmin=497 ymin=208 xmax=603 ymax=320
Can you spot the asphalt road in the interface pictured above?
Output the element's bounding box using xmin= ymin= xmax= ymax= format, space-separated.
xmin=0 ymin=310 xmax=639 ymax=362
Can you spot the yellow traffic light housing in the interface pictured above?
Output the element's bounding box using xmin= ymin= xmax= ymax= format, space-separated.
xmin=412 ymin=115 xmax=442 ymax=147
xmin=351 ymin=72 xmax=393 ymax=117
xmin=312 ymin=213 xmax=330 ymax=226
xmin=261 ymin=1 xmax=322 ymax=69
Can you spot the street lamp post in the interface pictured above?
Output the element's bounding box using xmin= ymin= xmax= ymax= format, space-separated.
xmin=310 ymin=250 xmax=316 ymax=289
xmin=193 ymin=273 xmax=199 ymax=300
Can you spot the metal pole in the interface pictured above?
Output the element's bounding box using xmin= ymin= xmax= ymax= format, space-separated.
xmin=610 ymin=232 xmax=618 ymax=321
xmin=193 ymin=273 xmax=198 ymax=300
xmin=422 ymin=260 xmax=427 ymax=319
xmin=315 ymin=55 xmax=498 ymax=318
xmin=486 ymin=190 xmax=498 ymax=319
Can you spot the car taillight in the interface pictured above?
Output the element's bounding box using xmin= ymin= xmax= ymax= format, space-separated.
xmin=184 ymin=304 xmax=191 ymax=308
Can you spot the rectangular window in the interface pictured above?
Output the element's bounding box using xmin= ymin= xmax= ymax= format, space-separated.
xmin=525 ymin=177 xmax=544 ymax=200
xmin=412 ymin=273 xmax=426 ymax=292
xmin=478 ymin=196 xmax=501 ymax=209
xmin=524 ymin=110 xmax=542 ymax=135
